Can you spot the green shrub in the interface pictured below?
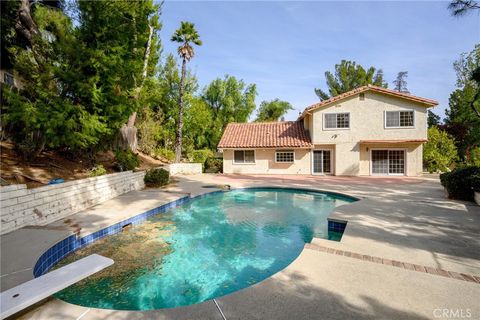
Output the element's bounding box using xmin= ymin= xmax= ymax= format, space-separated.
xmin=205 ymin=157 xmax=223 ymax=173
xmin=192 ymin=149 xmax=214 ymax=171
xmin=115 ymin=149 xmax=140 ymax=171
xmin=440 ymin=166 xmax=480 ymax=200
xmin=88 ymin=164 xmax=107 ymax=177
xmin=154 ymin=148 xmax=175 ymax=163
xmin=144 ymin=168 xmax=170 ymax=187
xmin=470 ymin=175 xmax=480 ymax=192
xmin=423 ymin=127 xmax=458 ymax=173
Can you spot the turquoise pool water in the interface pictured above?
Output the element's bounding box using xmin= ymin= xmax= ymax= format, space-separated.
xmin=54 ymin=188 xmax=355 ymax=310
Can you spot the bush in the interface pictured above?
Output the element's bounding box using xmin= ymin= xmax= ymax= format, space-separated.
xmin=423 ymin=127 xmax=458 ymax=173
xmin=440 ymin=166 xmax=480 ymax=200
xmin=115 ymin=149 xmax=140 ymax=171
xmin=470 ymin=175 xmax=480 ymax=192
xmin=205 ymin=157 xmax=223 ymax=173
xmin=88 ymin=164 xmax=107 ymax=177
xmin=192 ymin=149 xmax=214 ymax=171
xmin=144 ymin=168 xmax=170 ymax=187
xmin=154 ymin=148 xmax=175 ymax=163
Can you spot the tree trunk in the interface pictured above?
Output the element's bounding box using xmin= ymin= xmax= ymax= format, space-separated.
xmin=174 ymin=57 xmax=187 ymax=163
xmin=16 ymin=0 xmax=39 ymax=44
xmin=118 ymin=24 xmax=154 ymax=151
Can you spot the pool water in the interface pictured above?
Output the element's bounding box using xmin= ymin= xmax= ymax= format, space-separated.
xmin=54 ymin=188 xmax=355 ymax=310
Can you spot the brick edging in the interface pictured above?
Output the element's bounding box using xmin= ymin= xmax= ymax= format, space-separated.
xmin=304 ymin=243 xmax=480 ymax=284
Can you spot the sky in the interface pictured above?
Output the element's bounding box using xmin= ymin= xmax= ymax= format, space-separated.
xmin=159 ymin=1 xmax=480 ymax=121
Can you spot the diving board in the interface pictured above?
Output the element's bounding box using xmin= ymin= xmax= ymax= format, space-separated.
xmin=0 ymin=254 xmax=113 ymax=319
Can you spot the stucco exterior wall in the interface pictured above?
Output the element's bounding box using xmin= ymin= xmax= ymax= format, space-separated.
xmin=311 ymin=92 xmax=428 ymax=143
xmin=223 ymin=149 xmax=311 ymax=174
xmin=309 ymin=91 xmax=427 ymax=176
xmin=358 ymin=143 xmax=423 ymax=176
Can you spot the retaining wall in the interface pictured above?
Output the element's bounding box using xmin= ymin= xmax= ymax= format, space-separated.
xmin=166 ymin=163 xmax=202 ymax=175
xmin=0 ymin=171 xmax=145 ymax=235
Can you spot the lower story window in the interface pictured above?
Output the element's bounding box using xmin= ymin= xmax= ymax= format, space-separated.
xmin=234 ymin=150 xmax=255 ymax=164
xmin=275 ymin=150 xmax=295 ymax=163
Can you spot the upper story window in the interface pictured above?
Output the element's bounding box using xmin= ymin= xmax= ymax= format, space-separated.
xmin=3 ymin=72 xmax=15 ymax=86
xmin=275 ymin=150 xmax=294 ymax=163
xmin=234 ymin=150 xmax=255 ymax=164
xmin=324 ymin=112 xmax=350 ymax=129
xmin=385 ymin=111 xmax=414 ymax=128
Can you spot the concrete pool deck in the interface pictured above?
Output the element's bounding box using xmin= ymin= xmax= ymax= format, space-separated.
xmin=1 ymin=174 xmax=479 ymax=319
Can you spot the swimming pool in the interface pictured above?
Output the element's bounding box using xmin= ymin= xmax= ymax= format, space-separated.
xmin=53 ymin=188 xmax=356 ymax=310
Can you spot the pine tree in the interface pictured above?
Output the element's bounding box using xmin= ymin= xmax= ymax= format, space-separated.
xmin=314 ymin=60 xmax=387 ymax=101
xmin=393 ymin=71 xmax=409 ymax=93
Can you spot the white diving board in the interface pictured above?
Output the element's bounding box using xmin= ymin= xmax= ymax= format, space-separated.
xmin=0 ymin=254 xmax=113 ymax=319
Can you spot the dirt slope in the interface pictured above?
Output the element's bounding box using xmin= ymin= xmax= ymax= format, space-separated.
xmin=0 ymin=141 xmax=167 ymax=188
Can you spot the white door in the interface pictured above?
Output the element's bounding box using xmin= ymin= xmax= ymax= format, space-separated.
xmin=371 ymin=150 xmax=405 ymax=175
xmin=313 ymin=150 xmax=332 ymax=174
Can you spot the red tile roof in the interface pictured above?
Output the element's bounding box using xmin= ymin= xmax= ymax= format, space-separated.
xmin=298 ymin=85 xmax=438 ymax=119
xmin=360 ymin=139 xmax=428 ymax=144
xmin=218 ymin=121 xmax=312 ymax=149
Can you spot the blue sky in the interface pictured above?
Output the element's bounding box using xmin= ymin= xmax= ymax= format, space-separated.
xmin=159 ymin=1 xmax=479 ymax=121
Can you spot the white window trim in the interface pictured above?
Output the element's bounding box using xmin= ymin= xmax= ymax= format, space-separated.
xmin=384 ymin=110 xmax=415 ymax=129
xmin=233 ymin=149 xmax=256 ymax=165
xmin=275 ymin=150 xmax=295 ymax=163
xmin=322 ymin=112 xmax=350 ymax=131
xmin=311 ymin=148 xmax=334 ymax=175
xmin=369 ymin=148 xmax=407 ymax=176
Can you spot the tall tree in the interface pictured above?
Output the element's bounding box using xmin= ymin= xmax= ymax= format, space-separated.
xmin=76 ymin=0 xmax=161 ymax=152
xmin=315 ymin=60 xmax=387 ymax=101
xmin=448 ymin=0 xmax=480 ymax=16
xmin=444 ymin=45 xmax=480 ymax=163
xmin=1 ymin=0 xmax=161 ymax=159
xmin=202 ymin=75 xmax=257 ymax=149
xmin=171 ymin=21 xmax=202 ymax=163
xmin=255 ymin=99 xmax=293 ymax=122
xmin=393 ymin=71 xmax=409 ymax=93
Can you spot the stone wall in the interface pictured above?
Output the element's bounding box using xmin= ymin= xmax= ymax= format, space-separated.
xmin=166 ymin=163 xmax=202 ymax=175
xmin=0 ymin=171 xmax=145 ymax=235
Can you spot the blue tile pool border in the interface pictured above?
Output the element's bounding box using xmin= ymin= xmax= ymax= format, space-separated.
xmin=33 ymin=187 xmax=355 ymax=277
xmin=33 ymin=194 xmax=192 ymax=277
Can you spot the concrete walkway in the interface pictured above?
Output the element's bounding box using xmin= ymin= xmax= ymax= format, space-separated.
xmin=2 ymin=174 xmax=479 ymax=319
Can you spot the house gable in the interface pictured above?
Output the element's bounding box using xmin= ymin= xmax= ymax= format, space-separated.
xmin=298 ymin=84 xmax=438 ymax=120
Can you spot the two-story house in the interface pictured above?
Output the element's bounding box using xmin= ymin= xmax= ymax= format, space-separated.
xmin=217 ymin=85 xmax=438 ymax=176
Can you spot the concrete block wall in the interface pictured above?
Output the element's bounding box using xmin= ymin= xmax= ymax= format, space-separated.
xmin=166 ymin=163 xmax=202 ymax=175
xmin=0 ymin=171 xmax=145 ymax=235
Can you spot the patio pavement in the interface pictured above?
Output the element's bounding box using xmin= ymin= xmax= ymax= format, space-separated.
xmin=2 ymin=174 xmax=479 ymax=319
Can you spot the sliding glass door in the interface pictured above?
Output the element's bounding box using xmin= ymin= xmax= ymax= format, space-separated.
xmin=371 ymin=150 xmax=405 ymax=175
xmin=313 ymin=150 xmax=331 ymax=174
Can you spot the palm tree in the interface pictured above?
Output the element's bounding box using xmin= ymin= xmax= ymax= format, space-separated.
xmin=171 ymin=21 xmax=202 ymax=163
